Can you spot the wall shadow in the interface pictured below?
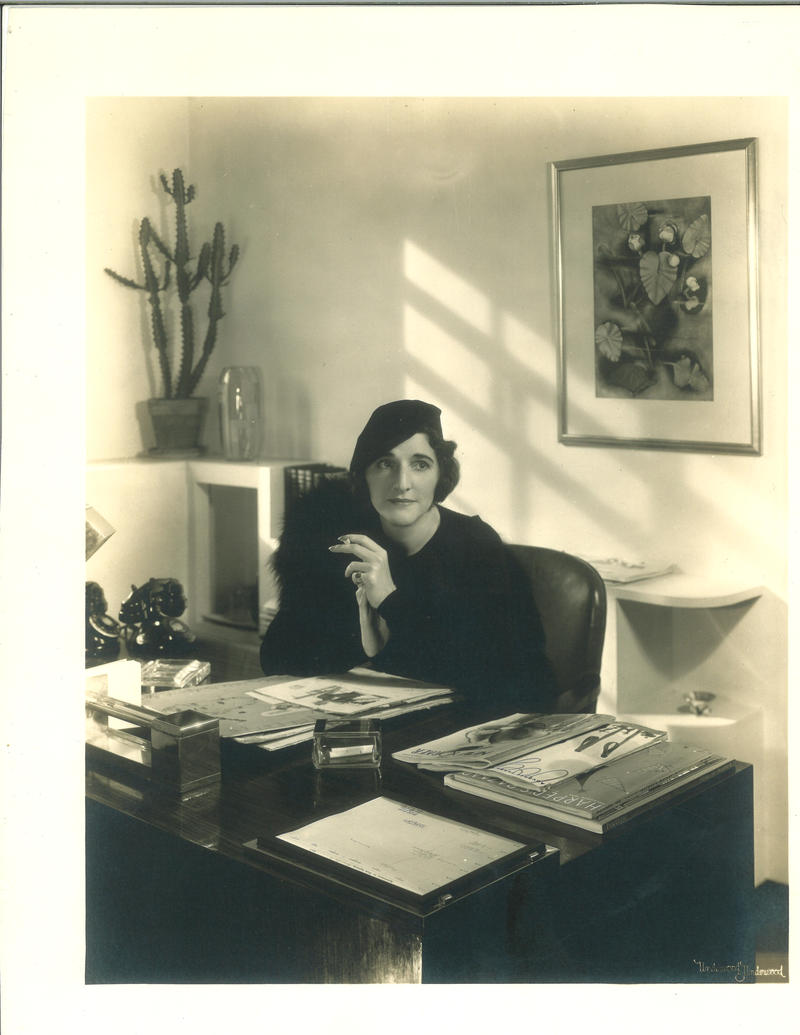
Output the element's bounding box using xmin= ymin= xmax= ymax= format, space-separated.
xmin=401 ymin=237 xmax=784 ymax=583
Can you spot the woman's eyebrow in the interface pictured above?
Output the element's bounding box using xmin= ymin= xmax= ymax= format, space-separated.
xmin=377 ymin=449 xmax=435 ymax=462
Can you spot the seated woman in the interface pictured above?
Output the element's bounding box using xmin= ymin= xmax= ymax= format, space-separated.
xmin=260 ymin=399 xmax=557 ymax=713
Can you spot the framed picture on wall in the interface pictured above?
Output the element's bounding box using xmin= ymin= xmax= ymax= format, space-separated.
xmin=550 ymin=138 xmax=761 ymax=454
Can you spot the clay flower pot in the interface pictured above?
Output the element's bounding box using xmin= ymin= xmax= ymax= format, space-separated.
xmin=147 ymin=397 xmax=209 ymax=454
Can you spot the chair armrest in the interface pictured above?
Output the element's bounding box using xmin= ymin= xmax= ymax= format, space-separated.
xmin=555 ymin=673 xmax=601 ymax=714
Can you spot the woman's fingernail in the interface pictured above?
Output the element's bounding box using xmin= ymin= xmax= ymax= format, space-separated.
xmin=338 ymin=535 xmax=351 ymax=544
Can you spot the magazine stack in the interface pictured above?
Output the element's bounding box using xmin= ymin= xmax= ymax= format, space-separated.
xmin=393 ymin=712 xmax=733 ymax=834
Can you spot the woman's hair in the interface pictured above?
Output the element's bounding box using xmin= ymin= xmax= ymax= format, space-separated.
xmin=351 ymin=426 xmax=460 ymax=505
xmin=428 ymin=428 xmax=461 ymax=502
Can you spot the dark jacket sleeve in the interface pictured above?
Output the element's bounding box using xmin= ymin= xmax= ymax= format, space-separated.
xmin=372 ymin=515 xmax=558 ymax=713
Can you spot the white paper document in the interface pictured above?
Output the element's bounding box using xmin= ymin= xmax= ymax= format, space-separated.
xmin=277 ymin=796 xmax=525 ymax=896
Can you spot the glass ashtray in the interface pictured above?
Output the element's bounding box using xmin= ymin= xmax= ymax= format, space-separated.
xmin=312 ymin=719 xmax=382 ymax=769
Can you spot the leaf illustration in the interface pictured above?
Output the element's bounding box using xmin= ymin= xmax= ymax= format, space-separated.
xmin=606 ymin=361 xmax=656 ymax=395
xmin=639 ymin=250 xmax=678 ymax=305
xmin=688 ymin=365 xmax=710 ymax=392
xmin=682 ymin=214 xmax=711 ymax=259
xmin=671 ymin=356 xmax=710 ymax=392
xmin=671 ymin=356 xmax=694 ymax=387
xmin=617 ymin=202 xmax=648 ymax=232
xmin=595 ymin=321 xmax=624 ymax=361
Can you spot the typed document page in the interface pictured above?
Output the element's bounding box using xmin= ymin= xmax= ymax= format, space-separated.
xmin=277 ymin=796 xmax=525 ymax=896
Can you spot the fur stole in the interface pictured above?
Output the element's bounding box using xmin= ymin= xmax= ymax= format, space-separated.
xmin=272 ymin=477 xmax=379 ymax=600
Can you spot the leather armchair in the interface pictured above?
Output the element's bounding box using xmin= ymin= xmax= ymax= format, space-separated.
xmin=509 ymin=545 xmax=607 ymax=714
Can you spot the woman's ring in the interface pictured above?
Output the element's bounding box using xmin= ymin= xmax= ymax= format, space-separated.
xmin=352 ymin=571 xmax=364 ymax=585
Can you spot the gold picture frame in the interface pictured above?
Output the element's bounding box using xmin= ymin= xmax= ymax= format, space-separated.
xmin=550 ymin=138 xmax=761 ymax=454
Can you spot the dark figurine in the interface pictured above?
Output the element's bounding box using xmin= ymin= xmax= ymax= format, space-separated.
xmin=118 ymin=577 xmax=196 ymax=658
xmin=86 ymin=581 xmax=121 ymax=662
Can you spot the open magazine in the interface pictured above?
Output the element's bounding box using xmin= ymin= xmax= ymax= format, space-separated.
xmin=145 ymin=677 xmax=324 ymax=737
xmin=392 ymin=712 xmax=615 ymax=772
xmin=260 ymin=668 xmax=452 ymax=716
xmin=480 ymin=720 xmax=666 ymax=791
xmin=445 ymin=740 xmax=732 ymax=833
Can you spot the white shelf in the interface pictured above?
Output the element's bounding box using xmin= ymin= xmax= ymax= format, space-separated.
xmin=186 ymin=458 xmax=316 ymax=637
xmin=188 ymin=456 xmax=311 ymax=489
xmin=606 ymin=573 xmax=764 ymax=609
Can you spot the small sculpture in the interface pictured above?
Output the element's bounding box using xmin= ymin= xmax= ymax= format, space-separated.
xmin=118 ymin=577 xmax=196 ymax=658
xmin=86 ymin=581 xmax=121 ymax=662
xmin=680 ymin=690 xmax=715 ymax=717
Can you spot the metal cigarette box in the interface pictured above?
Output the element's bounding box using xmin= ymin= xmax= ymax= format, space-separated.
xmin=86 ymin=695 xmax=221 ymax=792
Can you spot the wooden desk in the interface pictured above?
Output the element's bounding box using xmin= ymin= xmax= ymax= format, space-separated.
xmin=86 ymin=706 xmax=756 ymax=984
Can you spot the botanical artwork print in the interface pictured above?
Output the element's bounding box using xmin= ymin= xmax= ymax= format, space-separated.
xmin=592 ymin=195 xmax=713 ymax=400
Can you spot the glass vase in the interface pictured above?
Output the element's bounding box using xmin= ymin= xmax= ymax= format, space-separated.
xmin=218 ymin=367 xmax=262 ymax=461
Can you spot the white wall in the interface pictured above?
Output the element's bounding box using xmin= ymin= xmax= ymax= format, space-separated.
xmin=86 ymin=460 xmax=190 ymax=614
xmin=88 ymin=96 xmax=787 ymax=593
xmin=86 ymin=95 xmax=788 ymax=880
xmin=87 ymin=98 xmax=192 ymax=459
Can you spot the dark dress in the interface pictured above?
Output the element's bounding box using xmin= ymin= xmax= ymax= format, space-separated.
xmin=260 ymin=482 xmax=557 ymax=713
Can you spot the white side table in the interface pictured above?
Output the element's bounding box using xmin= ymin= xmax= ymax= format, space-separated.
xmin=597 ymin=573 xmax=771 ymax=883
xmin=597 ymin=573 xmax=764 ymax=717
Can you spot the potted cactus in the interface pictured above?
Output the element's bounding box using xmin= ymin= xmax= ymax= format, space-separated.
xmin=105 ymin=168 xmax=240 ymax=452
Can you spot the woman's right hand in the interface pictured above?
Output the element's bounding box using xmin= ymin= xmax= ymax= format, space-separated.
xmin=328 ymin=534 xmax=396 ymax=609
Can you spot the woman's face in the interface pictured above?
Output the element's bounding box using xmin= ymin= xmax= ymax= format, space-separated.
xmin=365 ymin=432 xmax=440 ymax=531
